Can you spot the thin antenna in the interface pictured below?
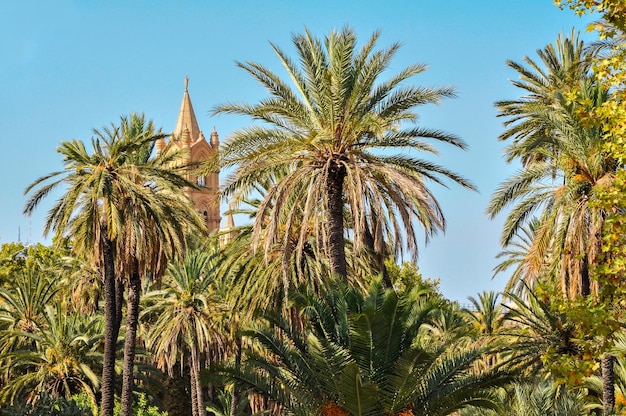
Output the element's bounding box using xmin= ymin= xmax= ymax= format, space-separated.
xmin=17 ymin=226 xmax=20 ymax=243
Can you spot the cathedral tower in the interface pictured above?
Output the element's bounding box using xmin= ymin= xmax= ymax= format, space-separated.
xmin=156 ymin=77 xmax=221 ymax=232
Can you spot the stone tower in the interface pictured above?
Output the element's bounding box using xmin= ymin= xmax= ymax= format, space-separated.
xmin=156 ymin=77 xmax=221 ymax=232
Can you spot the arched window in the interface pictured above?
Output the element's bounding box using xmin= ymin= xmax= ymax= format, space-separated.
xmin=197 ymin=176 xmax=206 ymax=187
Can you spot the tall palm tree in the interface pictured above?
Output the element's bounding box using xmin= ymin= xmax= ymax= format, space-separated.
xmin=213 ymin=27 xmax=475 ymax=281
xmin=23 ymin=113 xmax=205 ymax=416
xmin=489 ymin=33 xmax=621 ymax=413
xmin=488 ymin=33 xmax=615 ymax=300
xmin=142 ymin=249 xmax=226 ymax=416
xmin=112 ymin=114 xmax=207 ymax=416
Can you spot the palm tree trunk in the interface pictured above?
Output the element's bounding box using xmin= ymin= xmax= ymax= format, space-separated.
xmin=101 ymin=236 xmax=117 ymax=416
xmin=325 ymin=165 xmax=347 ymax=280
xmin=602 ymin=353 xmax=615 ymax=416
xmin=189 ymin=359 xmax=199 ymax=416
xmin=191 ymin=342 xmax=205 ymax=416
xmin=120 ymin=271 xmax=141 ymax=416
xmin=115 ymin=276 xmax=124 ymax=339
xmin=363 ymin=225 xmax=391 ymax=288
xmin=229 ymin=334 xmax=242 ymax=416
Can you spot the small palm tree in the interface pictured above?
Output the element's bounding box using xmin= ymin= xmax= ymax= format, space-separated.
xmin=0 ymin=304 xmax=103 ymax=409
xmin=466 ymin=291 xmax=505 ymax=337
xmin=214 ymin=27 xmax=475 ymax=281
xmin=459 ymin=381 xmax=591 ymax=416
xmin=209 ymin=279 xmax=511 ymax=416
xmin=142 ymin=249 xmax=226 ymax=416
xmin=492 ymin=217 xmax=556 ymax=297
xmin=501 ymin=287 xmax=580 ymax=376
xmin=0 ymin=265 xmax=62 ymax=338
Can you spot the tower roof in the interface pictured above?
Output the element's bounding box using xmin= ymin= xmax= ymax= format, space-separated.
xmin=174 ymin=77 xmax=201 ymax=143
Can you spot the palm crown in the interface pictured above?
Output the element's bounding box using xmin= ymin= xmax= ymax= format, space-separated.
xmin=214 ymin=27 xmax=475 ymax=280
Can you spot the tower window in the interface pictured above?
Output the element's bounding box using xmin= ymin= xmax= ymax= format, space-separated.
xmin=197 ymin=176 xmax=206 ymax=187
xmin=203 ymin=211 xmax=208 ymax=224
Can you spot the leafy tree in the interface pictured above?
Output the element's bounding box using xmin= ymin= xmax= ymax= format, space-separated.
xmin=213 ymin=27 xmax=475 ymax=281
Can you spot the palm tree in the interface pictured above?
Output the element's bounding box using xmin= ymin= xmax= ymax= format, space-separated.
xmin=213 ymin=27 xmax=475 ymax=281
xmin=0 ymin=304 xmax=103 ymax=409
xmin=111 ymin=114 xmax=207 ymax=416
xmin=23 ymin=113 xmax=205 ymax=416
xmin=489 ymin=33 xmax=621 ymax=413
xmin=501 ymin=287 xmax=581 ymax=377
xmin=0 ymin=265 xmax=62 ymax=338
xmin=142 ymin=249 xmax=226 ymax=416
xmin=459 ymin=381 xmax=591 ymax=416
xmin=465 ymin=291 xmax=505 ymax=338
xmin=488 ymin=33 xmax=614 ymax=300
xmin=208 ymin=278 xmax=511 ymax=416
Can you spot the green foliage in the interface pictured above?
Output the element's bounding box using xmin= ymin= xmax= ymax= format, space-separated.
xmin=0 ymin=391 xmax=92 ymax=416
xmin=0 ymin=242 xmax=71 ymax=288
xmin=384 ymin=260 xmax=440 ymax=294
xmin=459 ymin=381 xmax=591 ymax=416
xmin=555 ymin=0 xmax=626 ymax=30
xmin=113 ymin=393 xmax=167 ymax=416
xmin=208 ymin=278 xmax=512 ymax=416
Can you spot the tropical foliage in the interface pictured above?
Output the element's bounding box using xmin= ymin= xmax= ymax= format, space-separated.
xmin=3 ymin=14 xmax=626 ymax=416
xmin=208 ymin=279 xmax=512 ymax=416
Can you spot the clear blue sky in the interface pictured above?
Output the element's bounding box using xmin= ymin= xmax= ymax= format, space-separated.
xmin=0 ymin=1 xmax=596 ymax=302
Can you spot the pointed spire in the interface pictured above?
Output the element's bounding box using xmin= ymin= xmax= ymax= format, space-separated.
xmin=156 ymin=137 xmax=166 ymax=155
xmin=174 ymin=76 xmax=201 ymax=143
xmin=220 ymin=210 xmax=238 ymax=246
xmin=225 ymin=212 xmax=235 ymax=229
xmin=210 ymin=126 xmax=219 ymax=149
